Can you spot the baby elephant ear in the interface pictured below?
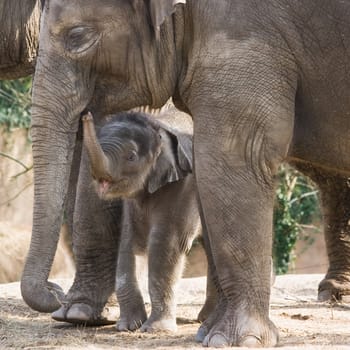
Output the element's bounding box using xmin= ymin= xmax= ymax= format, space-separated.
xmin=149 ymin=0 xmax=186 ymax=37
xmin=147 ymin=128 xmax=192 ymax=194
xmin=173 ymin=131 xmax=192 ymax=173
xmin=156 ymin=106 xmax=193 ymax=172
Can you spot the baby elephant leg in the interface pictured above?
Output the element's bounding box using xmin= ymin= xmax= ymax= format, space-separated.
xmin=140 ymin=233 xmax=186 ymax=333
xmin=116 ymin=235 xmax=147 ymax=331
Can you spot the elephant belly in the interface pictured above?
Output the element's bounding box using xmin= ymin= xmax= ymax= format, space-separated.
xmin=289 ymin=112 xmax=350 ymax=175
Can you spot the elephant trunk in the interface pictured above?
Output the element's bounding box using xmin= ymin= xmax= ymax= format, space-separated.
xmin=82 ymin=112 xmax=111 ymax=180
xmin=21 ymin=52 xmax=92 ymax=312
xmin=21 ymin=112 xmax=76 ymax=312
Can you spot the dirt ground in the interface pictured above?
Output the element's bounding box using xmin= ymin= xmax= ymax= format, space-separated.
xmin=0 ymin=275 xmax=349 ymax=350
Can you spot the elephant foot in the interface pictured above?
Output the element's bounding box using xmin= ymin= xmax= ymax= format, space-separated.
xmin=52 ymin=303 xmax=115 ymax=326
xmin=196 ymin=311 xmax=218 ymax=343
xmin=202 ymin=308 xmax=278 ymax=348
xmin=318 ymin=277 xmax=350 ymax=302
xmin=139 ymin=315 xmax=177 ymax=333
xmin=116 ymin=306 xmax=147 ymax=331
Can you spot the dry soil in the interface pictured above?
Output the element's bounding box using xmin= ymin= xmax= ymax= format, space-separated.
xmin=0 ymin=275 xmax=349 ymax=349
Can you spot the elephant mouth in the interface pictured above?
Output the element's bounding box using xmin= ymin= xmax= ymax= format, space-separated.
xmin=94 ymin=178 xmax=131 ymax=200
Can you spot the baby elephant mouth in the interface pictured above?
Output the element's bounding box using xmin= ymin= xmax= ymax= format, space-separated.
xmin=97 ymin=179 xmax=111 ymax=198
xmin=95 ymin=178 xmax=130 ymax=200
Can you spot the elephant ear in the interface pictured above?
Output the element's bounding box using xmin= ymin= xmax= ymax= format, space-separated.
xmin=147 ymin=124 xmax=192 ymax=194
xmin=155 ymin=105 xmax=193 ymax=171
xmin=149 ymin=0 xmax=186 ymax=38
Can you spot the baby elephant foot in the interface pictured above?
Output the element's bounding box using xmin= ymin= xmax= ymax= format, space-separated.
xmin=52 ymin=303 xmax=115 ymax=326
xmin=116 ymin=307 xmax=147 ymax=331
xmin=202 ymin=308 xmax=278 ymax=348
xmin=318 ymin=277 xmax=350 ymax=302
xmin=140 ymin=316 xmax=177 ymax=333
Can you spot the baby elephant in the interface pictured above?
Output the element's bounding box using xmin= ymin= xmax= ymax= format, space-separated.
xmin=82 ymin=109 xmax=214 ymax=332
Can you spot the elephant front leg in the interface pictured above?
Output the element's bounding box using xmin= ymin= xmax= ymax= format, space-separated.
xmin=52 ymin=151 xmax=120 ymax=325
xmin=190 ymin=76 xmax=295 ymax=346
xmin=52 ymin=202 xmax=121 ymax=325
xmin=115 ymin=238 xmax=147 ymax=331
xmin=52 ymin=201 xmax=121 ymax=326
xmin=194 ymin=137 xmax=279 ymax=346
xmin=140 ymin=232 xmax=187 ymax=333
xmin=312 ymin=171 xmax=350 ymax=302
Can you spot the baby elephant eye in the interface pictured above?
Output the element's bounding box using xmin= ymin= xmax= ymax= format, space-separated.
xmin=127 ymin=150 xmax=138 ymax=162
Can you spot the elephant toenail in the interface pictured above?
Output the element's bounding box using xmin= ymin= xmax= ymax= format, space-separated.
xmin=238 ymin=334 xmax=263 ymax=347
xmin=318 ymin=289 xmax=333 ymax=302
xmin=51 ymin=306 xmax=67 ymax=321
xmin=207 ymin=333 xmax=229 ymax=348
xmin=195 ymin=326 xmax=208 ymax=343
xmin=66 ymin=303 xmax=92 ymax=321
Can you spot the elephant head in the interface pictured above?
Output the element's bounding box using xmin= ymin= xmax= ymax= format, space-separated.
xmin=82 ymin=110 xmax=192 ymax=200
xmin=21 ymin=0 xmax=186 ymax=312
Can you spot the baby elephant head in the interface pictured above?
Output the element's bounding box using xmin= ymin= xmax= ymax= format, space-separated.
xmin=82 ymin=111 xmax=192 ymax=200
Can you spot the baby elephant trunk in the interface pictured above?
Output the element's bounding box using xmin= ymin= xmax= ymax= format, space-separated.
xmin=82 ymin=112 xmax=111 ymax=180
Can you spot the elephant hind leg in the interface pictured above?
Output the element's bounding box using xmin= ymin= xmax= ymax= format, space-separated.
xmin=295 ymin=163 xmax=350 ymax=302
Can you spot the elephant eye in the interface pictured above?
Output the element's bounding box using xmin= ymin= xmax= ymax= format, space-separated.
xmin=127 ymin=150 xmax=138 ymax=162
xmin=65 ymin=26 xmax=100 ymax=55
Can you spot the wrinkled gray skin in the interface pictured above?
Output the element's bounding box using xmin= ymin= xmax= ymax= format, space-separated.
xmin=23 ymin=0 xmax=350 ymax=347
xmin=0 ymin=0 xmax=42 ymax=79
xmin=79 ymin=109 xmax=215 ymax=332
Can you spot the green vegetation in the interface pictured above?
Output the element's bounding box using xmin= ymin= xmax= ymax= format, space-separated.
xmin=273 ymin=165 xmax=320 ymax=274
xmin=0 ymin=77 xmax=32 ymax=131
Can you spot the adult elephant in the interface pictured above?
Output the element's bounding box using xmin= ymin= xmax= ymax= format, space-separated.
xmin=22 ymin=0 xmax=350 ymax=347
xmin=0 ymin=0 xmax=42 ymax=79
xmin=0 ymin=0 xmax=113 ymax=325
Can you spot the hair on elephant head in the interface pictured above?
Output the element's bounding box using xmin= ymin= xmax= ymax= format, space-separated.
xmin=82 ymin=110 xmax=192 ymax=199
